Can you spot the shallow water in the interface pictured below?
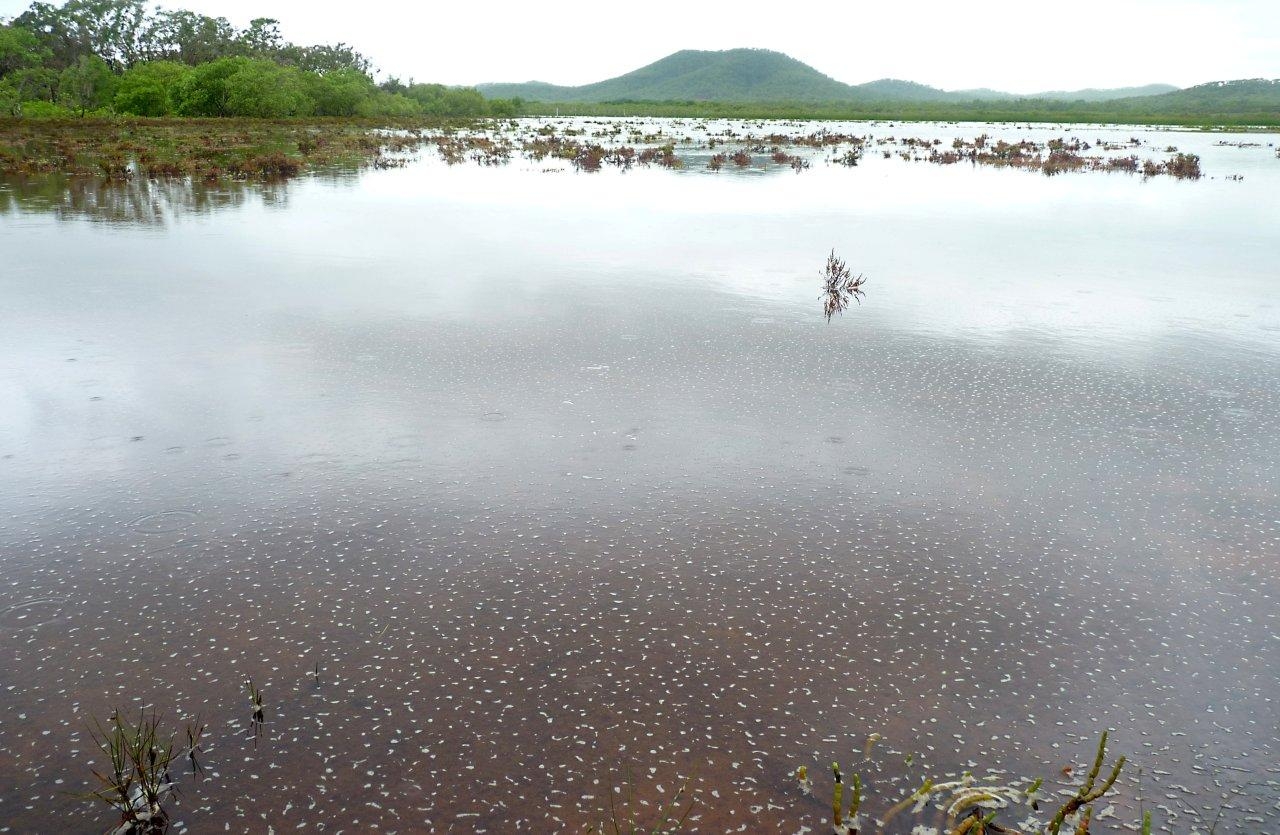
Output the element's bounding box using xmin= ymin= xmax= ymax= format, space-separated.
xmin=1 ymin=120 xmax=1278 ymax=833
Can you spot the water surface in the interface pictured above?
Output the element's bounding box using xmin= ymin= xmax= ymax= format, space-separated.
xmin=1 ymin=120 xmax=1278 ymax=833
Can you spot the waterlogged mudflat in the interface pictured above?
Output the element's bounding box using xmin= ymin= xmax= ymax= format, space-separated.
xmin=1 ymin=119 xmax=1278 ymax=833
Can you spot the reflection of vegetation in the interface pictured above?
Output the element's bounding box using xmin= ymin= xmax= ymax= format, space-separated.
xmin=822 ymin=250 xmax=867 ymax=322
xmin=0 ymin=172 xmax=278 ymax=224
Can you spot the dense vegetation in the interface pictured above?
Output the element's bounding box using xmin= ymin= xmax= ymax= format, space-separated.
xmin=518 ymin=85 xmax=1280 ymax=128
xmin=0 ymin=0 xmax=519 ymax=118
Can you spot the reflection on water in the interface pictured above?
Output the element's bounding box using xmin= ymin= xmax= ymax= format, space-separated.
xmin=822 ymin=249 xmax=867 ymax=321
xmin=1 ymin=119 xmax=1278 ymax=834
xmin=0 ymin=169 xmax=358 ymax=226
xmin=0 ymin=173 xmax=270 ymax=226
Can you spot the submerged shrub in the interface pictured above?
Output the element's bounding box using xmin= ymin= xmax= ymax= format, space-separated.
xmin=229 ymin=152 xmax=300 ymax=179
xmin=1163 ymin=152 xmax=1202 ymax=179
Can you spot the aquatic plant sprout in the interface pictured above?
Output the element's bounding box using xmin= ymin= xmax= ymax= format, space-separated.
xmin=829 ymin=762 xmax=863 ymax=834
xmin=587 ymin=765 xmax=696 ymax=835
xmin=245 ymin=677 xmax=265 ymax=741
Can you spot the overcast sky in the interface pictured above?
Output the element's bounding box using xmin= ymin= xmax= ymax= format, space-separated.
xmin=3 ymin=0 xmax=1278 ymax=91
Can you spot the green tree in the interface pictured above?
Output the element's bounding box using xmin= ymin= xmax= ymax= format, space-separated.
xmin=113 ymin=59 xmax=190 ymax=115
xmin=222 ymin=58 xmax=308 ymax=116
xmin=487 ymin=96 xmax=519 ymax=118
xmin=172 ymin=55 xmax=245 ymax=115
xmin=12 ymin=2 xmax=87 ymax=68
xmin=276 ymin=41 xmax=371 ymax=75
xmin=362 ymin=90 xmax=420 ymax=117
xmin=437 ymin=87 xmax=488 ymax=116
xmin=15 ymin=0 xmax=150 ymax=70
xmin=304 ymin=66 xmax=373 ymax=116
xmin=58 ymin=52 xmax=113 ymax=113
xmin=0 ymin=22 xmax=50 ymax=75
xmin=236 ymin=17 xmax=281 ymax=56
xmin=147 ymin=9 xmax=237 ymax=65
xmin=0 ymin=68 xmax=58 ymax=114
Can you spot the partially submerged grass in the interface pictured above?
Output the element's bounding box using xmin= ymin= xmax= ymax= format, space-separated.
xmin=830 ymin=763 xmax=863 ymax=834
xmin=67 ymin=677 xmax=1218 ymax=835
xmin=798 ymin=731 xmax=1128 ymax=835
xmin=245 ymin=678 xmax=265 ymax=740
xmin=184 ymin=715 xmax=207 ymax=779
xmin=0 ymin=117 xmax=484 ymax=181
xmin=1045 ymin=731 xmax=1126 ymax=835
xmin=83 ymin=708 xmax=180 ymax=834
xmin=0 ymin=119 xmax=1218 ymax=183
xmin=587 ymin=765 xmax=697 ymax=835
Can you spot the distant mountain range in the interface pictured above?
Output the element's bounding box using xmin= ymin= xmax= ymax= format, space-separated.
xmin=477 ymin=49 xmax=1184 ymax=104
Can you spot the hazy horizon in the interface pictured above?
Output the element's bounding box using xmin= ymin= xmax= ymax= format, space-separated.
xmin=2 ymin=0 xmax=1278 ymax=91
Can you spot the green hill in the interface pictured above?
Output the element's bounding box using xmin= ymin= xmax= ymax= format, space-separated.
xmin=1110 ymin=78 xmax=1280 ymax=114
xmin=477 ymin=49 xmax=1180 ymax=104
xmin=479 ymin=49 xmax=855 ymax=103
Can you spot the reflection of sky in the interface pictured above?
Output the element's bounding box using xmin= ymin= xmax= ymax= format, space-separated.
xmin=312 ymin=123 xmax=1280 ymax=353
xmin=3 ymin=120 xmax=1279 ymax=505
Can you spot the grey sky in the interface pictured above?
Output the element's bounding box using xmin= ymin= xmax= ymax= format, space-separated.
xmin=3 ymin=0 xmax=1278 ymax=91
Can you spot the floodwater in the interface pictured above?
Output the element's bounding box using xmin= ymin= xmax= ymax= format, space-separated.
xmin=1 ymin=120 xmax=1278 ymax=833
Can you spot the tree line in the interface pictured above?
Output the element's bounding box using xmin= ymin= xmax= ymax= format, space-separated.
xmin=0 ymin=0 xmax=520 ymax=118
xmin=519 ymin=90 xmax=1280 ymax=128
